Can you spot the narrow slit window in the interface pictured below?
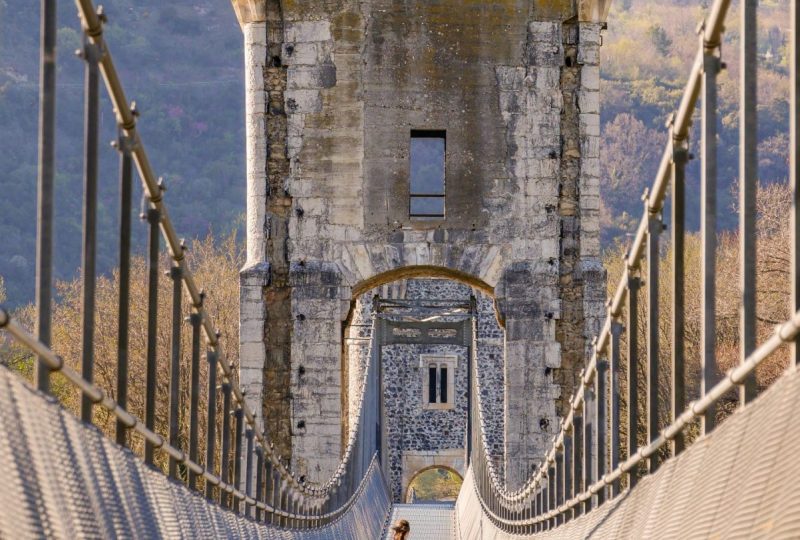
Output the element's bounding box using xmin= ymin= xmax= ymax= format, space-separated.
xmin=428 ymin=365 xmax=438 ymax=403
xmin=410 ymin=130 xmax=446 ymax=218
xmin=439 ymin=365 xmax=448 ymax=404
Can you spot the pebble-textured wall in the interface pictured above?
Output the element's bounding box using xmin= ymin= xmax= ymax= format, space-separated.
xmin=383 ymin=343 xmax=468 ymax=501
xmin=345 ymin=279 xmax=505 ymax=501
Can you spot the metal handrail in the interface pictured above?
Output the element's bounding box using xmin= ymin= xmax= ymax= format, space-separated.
xmin=0 ymin=309 xmax=296 ymax=519
xmin=475 ymin=0 xmax=732 ymax=504
xmin=72 ymin=0 xmax=307 ymax=494
xmin=0 ymin=0 xmax=389 ymax=528
xmin=465 ymin=0 xmax=800 ymax=533
xmin=73 ymin=0 xmax=390 ymax=509
xmin=2 ymin=297 xmax=386 ymax=523
xmin=472 ymin=309 xmax=800 ymax=527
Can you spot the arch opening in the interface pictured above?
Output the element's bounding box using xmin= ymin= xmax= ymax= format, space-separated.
xmin=345 ymin=265 xmax=504 ymax=331
xmin=350 ymin=265 xmax=495 ymax=299
xmin=342 ymin=274 xmax=506 ymax=501
xmin=404 ymin=466 xmax=464 ymax=503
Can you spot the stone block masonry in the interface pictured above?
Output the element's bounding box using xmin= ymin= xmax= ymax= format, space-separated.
xmin=231 ymin=0 xmax=608 ymax=489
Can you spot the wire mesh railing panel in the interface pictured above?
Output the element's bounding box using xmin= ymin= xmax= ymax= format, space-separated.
xmin=456 ymin=364 xmax=800 ymax=539
xmin=0 ymin=364 xmax=391 ymax=539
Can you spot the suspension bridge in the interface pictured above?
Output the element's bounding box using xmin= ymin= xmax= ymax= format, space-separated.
xmin=2 ymin=0 xmax=800 ymax=537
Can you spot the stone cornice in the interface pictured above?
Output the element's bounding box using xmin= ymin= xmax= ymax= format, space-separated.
xmin=230 ymin=0 xmax=267 ymax=27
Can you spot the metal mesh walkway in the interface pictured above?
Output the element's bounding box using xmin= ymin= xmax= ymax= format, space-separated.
xmin=0 ymin=365 xmax=391 ymax=539
xmin=384 ymin=503 xmax=456 ymax=540
xmin=456 ymin=364 xmax=800 ymax=539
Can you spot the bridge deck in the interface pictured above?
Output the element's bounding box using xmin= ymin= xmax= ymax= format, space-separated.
xmin=0 ymin=365 xmax=390 ymax=539
xmin=3 ymin=359 xmax=800 ymax=539
xmin=456 ymin=364 xmax=800 ymax=539
xmin=384 ymin=503 xmax=456 ymax=540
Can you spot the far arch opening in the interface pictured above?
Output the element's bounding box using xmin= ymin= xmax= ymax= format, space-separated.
xmin=346 ymin=265 xmax=504 ymax=330
xmin=404 ymin=466 xmax=464 ymax=503
xmin=350 ymin=265 xmax=495 ymax=300
xmin=342 ymin=271 xmax=507 ymax=501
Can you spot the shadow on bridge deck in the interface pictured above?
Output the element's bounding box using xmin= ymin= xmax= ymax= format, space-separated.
xmin=455 ymin=364 xmax=800 ymax=539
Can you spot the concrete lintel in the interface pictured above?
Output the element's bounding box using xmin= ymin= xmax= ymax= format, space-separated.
xmin=578 ymin=0 xmax=613 ymax=23
xmin=230 ymin=0 xmax=267 ymax=28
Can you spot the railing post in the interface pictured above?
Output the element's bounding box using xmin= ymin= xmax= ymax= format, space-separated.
xmin=563 ymin=432 xmax=572 ymax=521
xmin=35 ymin=0 xmax=57 ymax=395
xmin=555 ymin=449 xmax=564 ymax=525
xmin=595 ymin=352 xmax=608 ymax=505
xmin=793 ymin=0 xmax=800 ymax=367
xmin=572 ymin=413 xmax=583 ymax=517
xmin=547 ymin=464 xmax=555 ymax=529
xmin=255 ymin=447 xmax=264 ymax=522
xmin=583 ymin=381 xmax=595 ymax=513
xmin=168 ymin=265 xmax=183 ymax=480
xmin=609 ymin=318 xmax=622 ymax=496
xmin=233 ymin=407 xmax=244 ymax=514
xmin=701 ymin=33 xmax=720 ymax=434
xmin=740 ymin=0 xmax=758 ymax=402
xmin=220 ymin=382 xmax=232 ymax=509
xmin=264 ymin=461 xmax=275 ymax=524
xmin=205 ymin=349 xmax=218 ymax=500
xmin=79 ymin=33 xmax=102 ymax=425
xmin=671 ymin=136 xmax=687 ymax=456
xmin=280 ymin=482 xmax=289 ymax=527
xmin=143 ymin=205 xmax=160 ymax=466
xmin=626 ymin=275 xmax=641 ymax=487
xmin=114 ymin=129 xmax=134 ymax=447
xmin=646 ymin=199 xmax=661 ymax=473
xmin=245 ymin=428 xmax=254 ymax=517
xmin=188 ymin=311 xmax=202 ymax=489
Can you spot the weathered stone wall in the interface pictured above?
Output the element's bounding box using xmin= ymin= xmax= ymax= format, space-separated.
xmin=232 ymin=0 xmax=607 ymax=488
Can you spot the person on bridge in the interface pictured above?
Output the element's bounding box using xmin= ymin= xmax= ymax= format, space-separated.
xmin=391 ymin=519 xmax=410 ymax=539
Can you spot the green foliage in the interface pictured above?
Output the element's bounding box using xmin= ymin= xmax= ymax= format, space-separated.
xmin=407 ymin=468 xmax=463 ymax=502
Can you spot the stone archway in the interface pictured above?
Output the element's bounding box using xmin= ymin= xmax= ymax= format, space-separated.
xmin=403 ymin=456 xmax=465 ymax=503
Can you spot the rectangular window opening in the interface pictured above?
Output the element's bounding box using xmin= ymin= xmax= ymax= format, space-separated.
xmin=439 ymin=366 xmax=448 ymax=404
xmin=410 ymin=130 xmax=446 ymax=219
xmin=428 ymin=365 xmax=438 ymax=403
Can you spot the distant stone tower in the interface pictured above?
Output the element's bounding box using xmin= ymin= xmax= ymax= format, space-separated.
xmin=231 ymin=0 xmax=610 ymax=489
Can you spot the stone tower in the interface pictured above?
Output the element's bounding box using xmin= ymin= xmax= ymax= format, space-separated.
xmin=231 ymin=0 xmax=610 ymax=489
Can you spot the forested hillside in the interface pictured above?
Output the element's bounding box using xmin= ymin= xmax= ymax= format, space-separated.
xmin=0 ymin=0 xmax=245 ymax=305
xmin=601 ymin=0 xmax=791 ymax=243
xmin=0 ymin=0 xmax=792 ymax=306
